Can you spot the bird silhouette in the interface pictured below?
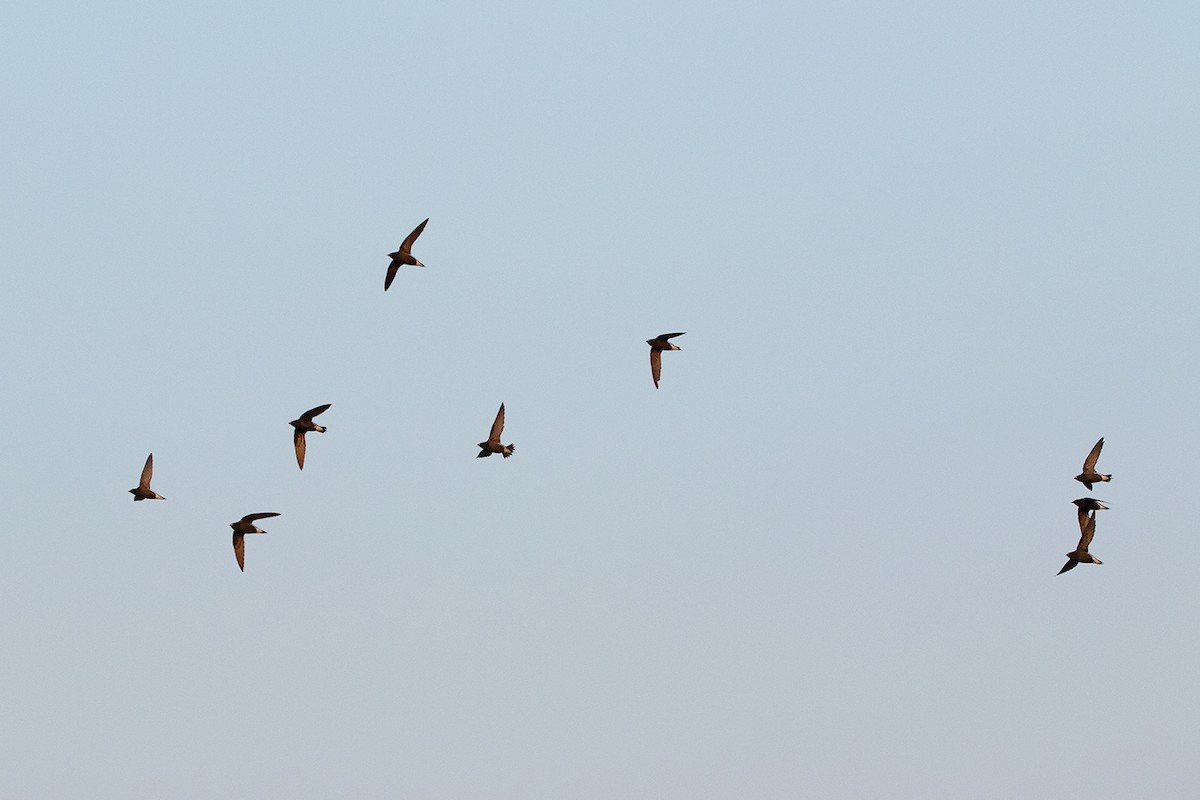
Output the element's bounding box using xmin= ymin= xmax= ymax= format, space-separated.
xmin=384 ymin=217 xmax=429 ymax=291
xmin=1058 ymin=509 xmax=1102 ymax=574
xmin=646 ymin=332 xmax=685 ymax=389
xmin=477 ymin=403 xmax=515 ymax=458
xmin=230 ymin=512 xmax=281 ymax=572
xmin=1074 ymin=437 xmax=1111 ymax=491
xmin=289 ymin=403 xmax=331 ymax=470
xmin=129 ymin=453 xmax=165 ymax=501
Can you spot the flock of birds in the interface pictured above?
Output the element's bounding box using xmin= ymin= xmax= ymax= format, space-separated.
xmin=126 ymin=218 xmax=688 ymax=571
xmin=127 ymin=216 xmax=1114 ymax=576
xmin=1064 ymin=437 xmax=1114 ymax=575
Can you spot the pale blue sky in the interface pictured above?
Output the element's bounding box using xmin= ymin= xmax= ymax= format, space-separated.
xmin=3 ymin=1 xmax=1200 ymax=797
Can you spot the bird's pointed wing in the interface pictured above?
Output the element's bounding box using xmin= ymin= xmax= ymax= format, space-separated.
xmin=301 ymin=403 xmax=331 ymax=422
xmin=241 ymin=512 xmax=281 ymax=524
xmin=384 ymin=262 xmax=400 ymax=291
xmin=1077 ymin=507 xmax=1090 ymax=537
xmin=233 ymin=532 xmax=245 ymax=572
xmin=1082 ymin=437 xmax=1105 ymax=471
xmin=650 ymin=348 xmax=662 ymax=388
xmin=656 ymin=332 xmax=685 ymax=341
xmin=1058 ymin=559 xmax=1077 ymax=575
xmin=399 ymin=217 xmax=429 ymax=255
xmin=294 ymin=429 xmax=307 ymax=470
xmin=489 ymin=403 xmax=505 ymax=443
xmin=139 ymin=453 xmax=154 ymax=490
xmin=1078 ymin=511 xmax=1096 ymax=551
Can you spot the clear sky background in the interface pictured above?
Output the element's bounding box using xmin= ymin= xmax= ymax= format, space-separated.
xmin=3 ymin=1 xmax=1199 ymax=797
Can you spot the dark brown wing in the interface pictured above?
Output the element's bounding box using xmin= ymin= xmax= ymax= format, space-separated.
xmin=656 ymin=332 xmax=685 ymax=341
xmin=240 ymin=512 xmax=281 ymax=524
xmin=294 ymin=429 xmax=307 ymax=470
xmin=650 ymin=348 xmax=662 ymax=389
xmin=1058 ymin=559 xmax=1078 ymax=575
xmin=399 ymin=217 xmax=429 ymax=255
xmin=488 ymin=403 xmax=505 ymax=443
xmin=1078 ymin=511 xmax=1096 ymax=551
xmin=300 ymin=403 xmax=331 ymax=423
xmin=139 ymin=453 xmax=154 ymax=490
xmin=1082 ymin=437 xmax=1105 ymax=471
xmin=233 ymin=532 xmax=245 ymax=572
xmin=384 ymin=262 xmax=400 ymax=291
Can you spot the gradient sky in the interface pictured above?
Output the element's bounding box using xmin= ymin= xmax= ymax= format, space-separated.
xmin=4 ymin=1 xmax=1200 ymax=797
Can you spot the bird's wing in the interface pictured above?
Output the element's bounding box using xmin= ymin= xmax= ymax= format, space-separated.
xmin=294 ymin=429 xmax=307 ymax=470
xmin=1077 ymin=507 xmax=1090 ymax=537
xmin=650 ymin=348 xmax=662 ymax=388
xmin=241 ymin=512 xmax=281 ymax=523
xmin=384 ymin=262 xmax=400 ymax=291
xmin=139 ymin=453 xmax=154 ymax=489
xmin=233 ymin=533 xmax=245 ymax=572
xmin=1058 ymin=559 xmax=1077 ymax=575
xmin=1078 ymin=511 xmax=1096 ymax=551
xmin=1082 ymin=437 xmax=1105 ymax=471
xmin=301 ymin=403 xmax=331 ymax=422
xmin=657 ymin=332 xmax=685 ymax=341
xmin=489 ymin=403 xmax=505 ymax=443
xmin=399 ymin=217 xmax=429 ymax=255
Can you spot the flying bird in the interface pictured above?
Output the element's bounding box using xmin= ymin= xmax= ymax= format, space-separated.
xmin=128 ymin=453 xmax=165 ymax=501
xmin=1074 ymin=437 xmax=1111 ymax=491
xmin=289 ymin=403 xmax=331 ymax=470
xmin=477 ymin=403 xmax=515 ymax=458
xmin=230 ymin=512 xmax=280 ymax=572
xmin=646 ymin=332 xmax=685 ymax=389
xmin=1058 ymin=509 xmax=1102 ymax=575
xmin=384 ymin=217 xmax=429 ymax=291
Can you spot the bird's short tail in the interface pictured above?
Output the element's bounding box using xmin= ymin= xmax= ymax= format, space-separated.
xmin=1100 ymin=474 xmax=1112 ymax=482
xmin=502 ymin=444 xmax=515 ymax=458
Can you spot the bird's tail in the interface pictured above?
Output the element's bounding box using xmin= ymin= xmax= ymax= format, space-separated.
xmin=1100 ymin=474 xmax=1112 ymax=482
xmin=502 ymin=444 xmax=515 ymax=458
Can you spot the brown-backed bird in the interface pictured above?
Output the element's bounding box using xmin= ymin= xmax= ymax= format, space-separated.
xmin=1074 ymin=437 xmax=1111 ymax=491
xmin=1058 ymin=509 xmax=1102 ymax=575
xmin=289 ymin=403 xmax=331 ymax=470
xmin=230 ymin=512 xmax=280 ymax=572
xmin=384 ymin=217 xmax=429 ymax=291
xmin=646 ymin=332 xmax=685 ymax=389
xmin=477 ymin=403 xmax=515 ymax=458
xmin=129 ymin=453 xmax=165 ymax=501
